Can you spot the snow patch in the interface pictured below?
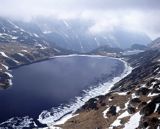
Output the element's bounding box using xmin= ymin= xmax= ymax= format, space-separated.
xmin=103 ymin=107 xmax=109 ymax=118
xmin=110 ymin=110 xmax=130 ymax=127
xmin=154 ymin=104 xmax=160 ymax=112
xmin=8 ymin=79 xmax=13 ymax=86
xmin=21 ymin=50 xmax=28 ymax=53
xmin=116 ymin=106 xmax=121 ymax=113
xmin=63 ymin=20 xmax=70 ymax=28
xmin=0 ymin=52 xmax=9 ymax=58
xmin=12 ymin=36 xmax=18 ymax=40
xmin=148 ymin=93 xmax=159 ymax=97
xmin=124 ymin=100 xmax=130 ymax=110
xmin=131 ymin=93 xmax=138 ymax=99
xmin=108 ymin=98 xmax=112 ymax=101
xmin=118 ymin=111 xmax=130 ymax=119
xmin=18 ymin=53 xmax=24 ymax=56
xmin=114 ymin=92 xmax=127 ymax=96
xmin=0 ymin=116 xmax=37 ymax=129
xmin=1 ymin=64 xmax=9 ymax=70
xmin=5 ymin=72 xmax=13 ymax=78
xmin=0 ymin=51 xmax=19 ymax=64
xmin=43 ymin=31 xmax=52 ymax=34
xmin=123 ymin=112 xmax=141 ymax=129
xmin=33 ymin=33 xmax=39 ymax=37
xmin=111 ymin=119 xmax=121 ymax=127
xmin=12 ymin=58 xmax=20 ymax=64
xmin=53 ymin=48 xmax=61 ymax=53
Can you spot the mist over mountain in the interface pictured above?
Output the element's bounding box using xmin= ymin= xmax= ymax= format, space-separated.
xmin=0 ymin=17 xmax=151 ymax=52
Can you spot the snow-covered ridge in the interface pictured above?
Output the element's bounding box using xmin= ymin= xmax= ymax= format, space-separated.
xmin=38 ymin=56 xmax=132 ymax=128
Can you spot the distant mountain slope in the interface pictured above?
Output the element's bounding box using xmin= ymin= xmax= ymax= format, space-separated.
xmin=129 ymin=44 xmax=148 ymax=50
xmin=0 ymin=17 xmax=47 ymax=45
xmin=35 ymin=17 xmax=151 ymax=52
xmin=0 ymin=17 xmax=151 ymax=52
xmin=149 ymin=37 xmax=160 ymax=49
xmin=88 ymin=45 xmax=123 ymax=57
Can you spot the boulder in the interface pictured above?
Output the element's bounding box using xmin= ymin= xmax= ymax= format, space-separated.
xmin=129 ymin=98 xmax=141 ymax=107
xmin=107 ymin=105 xmax=117 ymax=116
xmin=141 ymin=122 xmax=149 ymax=128
xmin=138 ymin=101 xmax=147 ymax=109
xmin=140 ymin=102 xmax=156 ymax=116
xmin=149 ymin=117 xmax=159 ymax=128
xmin=146 ymin=78 xmax=157 ymax=87
xmin=79 ymin=98 xmax=98 ymax=111
xmin=127 ymin=106 xmax=135 ymax=114
xmin=135 ymin=87 xmax=150 ymax=96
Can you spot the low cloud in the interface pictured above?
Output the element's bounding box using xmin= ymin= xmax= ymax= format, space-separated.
xmin=0 ymin=0 xmax=160 ymax=39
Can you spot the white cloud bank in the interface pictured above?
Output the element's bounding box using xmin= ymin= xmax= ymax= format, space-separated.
xmin=0 ymin=0 xmax=160 ymax=39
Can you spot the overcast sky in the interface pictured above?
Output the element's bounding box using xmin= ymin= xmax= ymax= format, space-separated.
xmin=0 ymin=0 xmax=160 ymax=39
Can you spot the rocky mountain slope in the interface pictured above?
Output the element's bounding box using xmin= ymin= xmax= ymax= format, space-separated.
xmin=33 ymin=17 xmax=151 ymax=52
xmin=0 ymin=17 xmax=76 ymax=90
xmin=0 ymin=42 xmax=69 ymax=89
xmin=88 ymin=45 xmax=123 ymax=57
xmin=0 ymin=17 xmax=151 ymax=52
xmin=58 ymin=49 xmax=160 ymax=129
xmin=149 ymin=37 xmax=160 ymax=49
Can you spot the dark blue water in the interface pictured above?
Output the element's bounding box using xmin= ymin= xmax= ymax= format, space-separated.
xmin=0 ymin=55 xmax=124 ymax=123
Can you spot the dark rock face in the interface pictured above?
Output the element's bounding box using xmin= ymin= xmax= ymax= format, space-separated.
xmin=138 ymin=102 xmax=147 ymax=109
xmin=11 ymin=53 xmax=31 ymax=64
xmin=152 ymin=95 xmax=160 ymax=103
xmin=107 ymin=106 xmax=117 ymax=116
xmin=5 ymin=58 xmax=18 ymax=67
xmin=146 ymin=78 xmax=158 ymax=87
xmin=129 ymin=98 xmax=141 ymax=107
xmin=141 ymin=121 xmax=149 ymax=128
xmin=127 ymin=106 xmax=135 ymax=114
xmin=78 ymin=98 xmax=98 ymax=111
xmin=125 ymin=49 xmax=160 ymax=67
xmin=130 ymin=44 xmax=148 ymax=50
xmin=95 ymin=127 xmax=102 ymax=129
xmin=135 ymin=87 xmax=150 ymax=96
xmin=0 ymin=72 xmax=12 ymax=88
xmin=149 ymin=117 xmax=159 ymax=128
xmin=149 ymin=37 xmax=160 ymax=49
xmin=151 ymin=82 xmax=160 ymax=94
xmin=139 ymin=117 xmax=160 ymax=129
xmin=140 ymin=102 xmax=156 ymax=116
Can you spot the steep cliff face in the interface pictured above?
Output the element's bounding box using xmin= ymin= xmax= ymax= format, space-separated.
xmin=61 ymin=50 xmax=160 ymax=129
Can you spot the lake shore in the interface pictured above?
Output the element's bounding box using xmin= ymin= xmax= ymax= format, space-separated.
xmin=37 ymin=56 xmax=133 ymax=128
xmin=0 ymin=55 xmax=132 ymax=128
